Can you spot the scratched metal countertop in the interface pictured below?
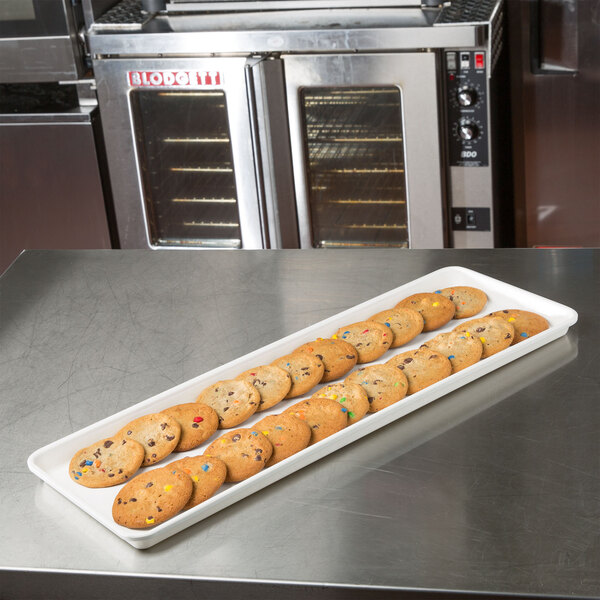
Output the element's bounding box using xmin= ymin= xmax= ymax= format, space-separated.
xmin=1 ymin=249 xmax=598 ymax=599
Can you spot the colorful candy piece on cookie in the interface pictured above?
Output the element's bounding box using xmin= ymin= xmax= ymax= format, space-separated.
xmin=203 ymin=428 xmax=273 ymax=482
xmin=452 ymin=316 xmax=514 ymax=358
xmin=235 ymin=365 xmax=292 ymax=411
xmin=269 ymin=353 xmax=325 ymax=399
xmin=334 ymin=320 xmax=391 ymax=363
xmin=293 ymin=338 xmax=358 ymax=382
xmin=310 ymin=381 xmax=370 ymax=425
xmin=395 ymin=292 xmax=455 ymax=332
xmin=386 ymin=347 xmax=452 ymax=395
xmin=112 ymin=466 xmax=193 ymax=529
xmin=254 ymin=413 xmax=312 ymax=466
xmin=196 ymin=379 xmax=260 ymax=429
xmin=168 ymin=456 xmax=227 ymax=509
xmin=161 ymin=402 xmax=219 ymax=452
xmin=345 ymin=364 xmax=408 ymax=412
xmin=436 ymin=286 xmax=488 ymax=319
xmin=69 ymin=436 xmax=144 ymax=488
xmin=488 ymin=309 xmax=549 ymax=344
xmin=117 ymin=413 xmax=181 ymax=466
xmin=420 ymin=330 xmax=483 ymax=373
xmin=283 ymin=397 xmax=348 ymax=445
xmin=368 ymin=307 xmax=424 ymax=348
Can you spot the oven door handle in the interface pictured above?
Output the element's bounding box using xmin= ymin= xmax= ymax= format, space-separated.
xmin=529 ymin=0 xmax=579 ymax=75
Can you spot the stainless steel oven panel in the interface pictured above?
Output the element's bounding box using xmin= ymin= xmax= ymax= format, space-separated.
xmin=282 ymin=53 xmax=444 ymax=249
xmin=93 ymin=57 xmax=265 ymax=249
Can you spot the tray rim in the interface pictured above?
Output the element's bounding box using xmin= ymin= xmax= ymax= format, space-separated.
xmin=27 ymin=265 xmax=579 ymax=548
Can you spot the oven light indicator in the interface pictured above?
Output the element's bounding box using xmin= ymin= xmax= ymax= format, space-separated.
xmin=475 ymin=53 xmax=485 ymax=69
xmin=127 ymin=70 xmax=224 ymax=88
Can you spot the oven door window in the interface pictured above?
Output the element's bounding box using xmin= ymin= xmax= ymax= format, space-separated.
xmin=300 ymin=86 xmax=408 ymax=248
xmin=130 ymin=89 xmax=242 ymax=248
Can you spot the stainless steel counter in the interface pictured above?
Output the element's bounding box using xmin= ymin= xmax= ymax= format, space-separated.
xmin=1 ymin=249 xmax=598 ymax=599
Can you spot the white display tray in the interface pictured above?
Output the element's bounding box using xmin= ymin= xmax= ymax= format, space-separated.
xmin=28 ymin=266 xmax=578 ymax=549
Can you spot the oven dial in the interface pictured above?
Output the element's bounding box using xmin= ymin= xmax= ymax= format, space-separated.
xmin=459 ymin=121 xmax=479 ymax=140
xmin=457 ymin=87 xmax=477 ymax=107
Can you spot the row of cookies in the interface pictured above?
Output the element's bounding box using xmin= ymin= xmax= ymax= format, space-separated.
xmin=68 ymin=286 xmax=488 ymax=489
xmin=110 ymin=305 xmax=550 ymax=528
xmin=191 ymin=287 xmax=490 ymax=430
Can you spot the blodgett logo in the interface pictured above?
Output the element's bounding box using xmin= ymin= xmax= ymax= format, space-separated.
xmin=127 ymin=71 xmax=223 ymax=87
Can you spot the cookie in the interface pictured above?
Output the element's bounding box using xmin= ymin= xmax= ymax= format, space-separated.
xmin=334 ymin=320 xmax=391 ymax=363
xmin=344 ymin=364 xmax=408 ymax=413
xmin=395 ymin=293 xmax=455 ymax=332
xmin=270 ymin=353 xmax=325 ymax=399
xmin=69 ymin=436 xmax=145 ymax=488
xmin=254 ymin=413 xmax=312 ymax=467
xmin=368 ymin=307 xmax=424 ymax=348
xmin=488 ymin=309 xmax=549 ymax=344
xmin=112 ymin=466 xmax=193 ymax=529
xmin=420 ymin=331 xmax=483 ymax=373
xmin=204 ymin=428 xmax=273 ymax=482
xmin=283 ymin=397 xmax=348 ymax=445
xmin=168 ymin=456 xmax=227 ymax=509
xmin=310 ymin=382 xmax=370 ymax=425
xmin=118 ymin=413 xmax=181 ymax=466
xmin=235 ymin=365 xmax=292 ymax=411
xmin=452 ymin=316 xmax=515 ymax=358
xmin=386 ymin=347 xmax=452 ymax=394
xmin=161 ymin=403 xmax=219 ymax=452
xmin=436 ymin=286 xmax=488 ymax=319
xmin=196 ymin=379 xmax=260 ymax=429
xmin=293 ymin=338 xmax=358 ymax=382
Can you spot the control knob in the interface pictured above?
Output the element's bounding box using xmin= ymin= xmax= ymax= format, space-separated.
xmin=459 ymin=121 xmax=479 ymax=141
xmin=457 ymin=87 xmax=477 ymax=107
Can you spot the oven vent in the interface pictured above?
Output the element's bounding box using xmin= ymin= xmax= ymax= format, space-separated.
xmin=91 ymin=0 xmax=150 ymax=31
xmin=436 ymin=0 xmax=500 ymax=24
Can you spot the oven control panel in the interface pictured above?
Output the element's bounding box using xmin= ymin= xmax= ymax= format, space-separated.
xmin=445 ymin=50 xmax=488 ymax=167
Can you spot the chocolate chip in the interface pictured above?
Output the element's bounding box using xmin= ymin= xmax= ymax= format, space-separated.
xmin=397 ymin=365 xmax=405 ymax=370
xmin=146 ymin=482 xmax=153 ymax=488
xmin=503 ymin=310 xmax=509 ymax=313
xmin=122 ymin=440 xmax=126 ymax=445
xmin=475 ymin=327 xmax=485 ymax=333
xmin=223 ymin=406 xmax=229 ymax=412
xmin=346 ymin=355 xmax=355 ymax=359
xmin=449 ymin=295 xmax=454 ymax=301
xmin=161 ymin=423 xmax=167 ymax=430
xmin=312 ymin=424 xmax=320 ymax=429
xmin=130 ymin=498 xmax=137 ymax=502
xmin=316 ymin=354 xmax=323 ymax=360
xmin=108 ymin=473 xmax=115 ymax=478
xmin=301 ymin=367 xmax=309 ymax=371
xmin=228 ymin=392 xmax=234 ymax=396
xmin=255 ymin=448 xmax=262 ymax=454
xmin=165 ymin=435 xmax=175 ymax=441
xmin=117 ymin=499 xmax=122 ymax=505
xmin=255 ymin=456 xmax=262 ymax=461
xmin=403 ymin=358 xmax=413 ymax=364
xmin=505 ymin=333 xmax=512 ymax=339
xmin=148 ymin=440 xmax=156 ymax=447
xmin=157 ymin=507 xmax=162 ymax=512
xmin=241 ymin=453 xmax=250 ymax=458
xmin=118 ymin=469 xmax=123 ymax=474
xmin=127 ymin=430 xmax=132 ymax=435
xmin=103 ymin=441 xmax=114 ymax=448
xmin=79 ymin=460 xmax=86 ymax=468
xmin=192 ymin=423 xmax=199 ymax=429
xmin=232 ymin=434 xmax=241 ymax=442
xmin=151 ymin=453 xmax=157 ymax=458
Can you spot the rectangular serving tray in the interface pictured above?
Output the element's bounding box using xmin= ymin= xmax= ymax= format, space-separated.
xmin=28 ymin=266 xmax=578 ymax=548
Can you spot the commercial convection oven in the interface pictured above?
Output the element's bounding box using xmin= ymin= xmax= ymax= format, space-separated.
xmin=88 ymin=0 xmax=511 ymax=250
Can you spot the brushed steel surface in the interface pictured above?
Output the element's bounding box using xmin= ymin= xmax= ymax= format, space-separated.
xmin=0 ymin=249 xmax=598 ymax=599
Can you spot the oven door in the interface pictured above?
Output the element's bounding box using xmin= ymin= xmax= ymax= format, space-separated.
xmin=94 ymin=57 xmax=265 ymax=249
xmin=282 ymin=53 xmax=444 ymax=249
